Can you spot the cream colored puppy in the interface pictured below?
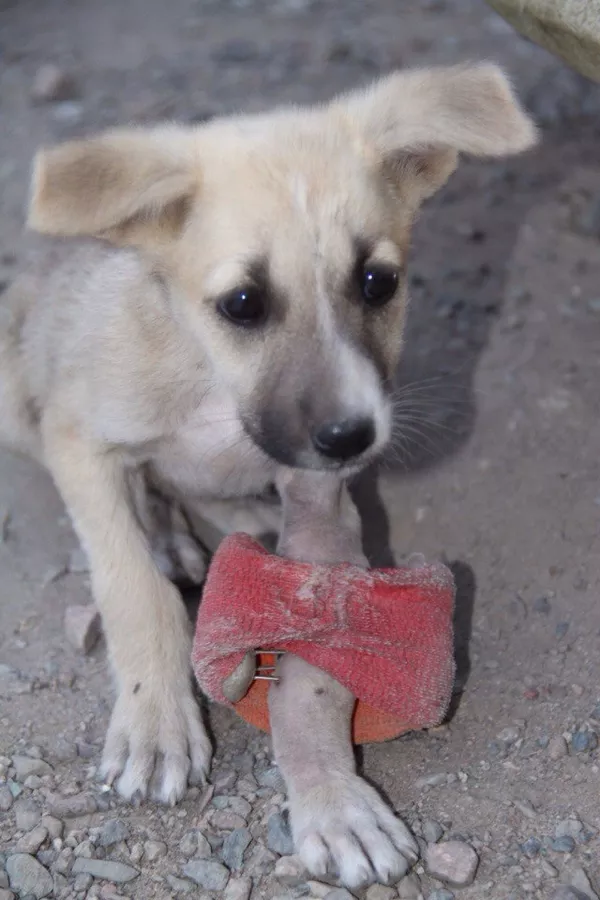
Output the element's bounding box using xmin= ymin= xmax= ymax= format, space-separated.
xmin=0 ymin=63 xmax=536 ymax=886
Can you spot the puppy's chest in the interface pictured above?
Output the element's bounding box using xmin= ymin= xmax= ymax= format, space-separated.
xmin=151 ymin=401 xmax=274 ymax=499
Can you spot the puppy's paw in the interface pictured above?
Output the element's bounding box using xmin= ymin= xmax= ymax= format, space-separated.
xmin=100 ymin=680 xmax=211 ymax=806
xmin=290 ymin=774 xmax=418 ymax=889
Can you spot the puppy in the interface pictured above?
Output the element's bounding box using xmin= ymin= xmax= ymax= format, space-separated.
xmin=0 ymin=63 xmax=536 ymax=885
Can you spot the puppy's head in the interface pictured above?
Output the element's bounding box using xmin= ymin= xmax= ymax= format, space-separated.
xmin=29 ymin=63 xmax=537 ymax=472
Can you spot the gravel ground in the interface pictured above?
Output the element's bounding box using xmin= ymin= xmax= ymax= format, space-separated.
xmin=1 ymin=1 xmax=600 ymax=899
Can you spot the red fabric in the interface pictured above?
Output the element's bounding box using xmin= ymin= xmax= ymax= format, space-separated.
xmin=192 ymin=533 xmax=456 ymax=744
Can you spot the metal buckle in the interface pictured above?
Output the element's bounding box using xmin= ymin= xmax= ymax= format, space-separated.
xmin=253 ymin=649 xmax=285 ymax=683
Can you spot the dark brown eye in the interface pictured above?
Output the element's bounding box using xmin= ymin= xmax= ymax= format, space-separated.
xmin=218 ymin=285 xmax=267 ymax=327
xmin=361 ymin=264 xmax=399 ymax=308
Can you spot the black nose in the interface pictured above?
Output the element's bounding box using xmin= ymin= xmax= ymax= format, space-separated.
xmin=312 ymin=417 xmax=376 ymax=461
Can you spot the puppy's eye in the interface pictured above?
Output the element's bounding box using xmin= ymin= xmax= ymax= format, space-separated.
xmin=360 ymin=264 xmax=399 ymax=308
xmin=218 ymin=286 xmax=267 ymax=326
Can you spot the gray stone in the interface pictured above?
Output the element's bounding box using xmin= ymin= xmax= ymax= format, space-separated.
xmin=97 ymin=819 xmax=129 ymax=847
xmin=213 ymin=770 xmax=238 ymax=793
xmin=422 ymin=820 xmax=444 ymax=844
xmin=0 ymin=891 xmax=14 ymax=900
xmin=6 ymin=854 xmax=53 ymax=900
xmin=221 ymin=828 xmax=252 ymax=871
xmin=429 ymin=891 xmax=455 ymax=900
xmin=398 ymin=873 xmax=422 ymax=899
xmin=166 ymin=874 xmax=195 ymax=894
xmin=551 ymin=836 xmax=576 ymax=853
xmin=212 ymin=810 xmax=247 ymax=830
xmin=178 ymin=830 xmax=211 ymax=859
xmin=183 ymin=859 xmax=229 ymax=891
xmin=143 ymin=840 xmax=167 ymax=862
xmin=548 ymin=736 xmax=569 ymax=760
xmin=71 ymin=858 xmax=139 ymax=883
xmin=274 ymin=855 xmax=308 ymax=887
xmin=53 ymin=848 xmax=74 ymax=876
xmin=244 ymin=842 xmax=278 ymax=875
xmin=556 ymin=819 xmax=583 ymax=840
xmin=366 ymin=886 xmax=397 ymax=900
xmin=12 ymin=756 xmax=53 ymax=780
xmin=551 ymin=890 xmax=592 ymax=900
xmin=15 ymin=826 xmax=48 ymax=854
xmin=425 ymin=841 xmax=479 ymax=887
xmin=224 ymin=875 xmax=253 ymax=900
xmin=73 ymin=872 xmax=93 ymax=892
xmin=14 ymin=799 xmax=41 ymax=832
xmin=323 ymin=890 xmax=355 ymax=900
xmin=255 ymin=766 xmax=283 ymax=790
xmin=267 ymin=812 xmax=294 ymax=856
xmin=0 ymin=787 xmax=13 ymax=812
xmin=48 ymin=792 xmax=97 ymax=818
xmin=571 ymin=730 xmax=598 ymax=752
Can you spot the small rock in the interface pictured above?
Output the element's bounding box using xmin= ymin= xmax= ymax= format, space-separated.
xmin=214 ymin=770 xmax=239 ymax=793
xmin=533 ymin=596 xmax=551 ymax=614
xmin=6 ymin=854 xmax=53 ymax=900
xmin=0 ymin=890 xmax=15 ymax=900
xmin=429 ymin=891 xmax=455 ymax=900
xmin=244 ymin=842 xmax=278 ymax=875
xmin=422 ymin=820 xmax=444 ymax=844
xmin=178 ymin=830 xmax=211 ymax=859
xmin=267 ymin=812 xmax=294 ymax=855
xmin=182 ymin=859 xmax=229 ymax=891
xmin=64 ymin=605 xmax=101 ymax=654
xmin=426 ymin=841 xmax=479 ymax=887
xmin=166 ymin=874 xmax=195 ymax=894
xmin=71 ymin=859 xmax=139 ymax=883
xmin=521 ymin=837 xmax=542 ymax=858
xmin=274 ymin=855 xmax=308 ymax=887
xmin=221 ymin=828 xmax=252 ymax=871
xmin=497 ymin=726 xmax=520 ymax=746
xmin=12 ymin=756 xmax=53 ymax=780
xmin=227 ymin=797 xmax=252 ymax=818
xmin=224 ymin=875 xmax=253 ymax=900
xmin=97 ymin=819 xmax=129 ymax=848
xmin=415 ymin=773 xmax=448 ymax=789
xmin=513 ymin=798 xmax=537 ymax=819
xmin=15 ymin=827 xmax=48 ymax=855
xmin=398 ymin=873 xmax=422 ymax=899
xmin=255 ymin=766 xmax=283 ymax=790
xmin=129 ymin=843 xmax=143 ymax=865
xmin=14 ymin=799 xmax=41 ymax=832
xmin=571 ymin=730 xmax=598 ymax=753
xmin=366 ymin=885 xmax=396 ymax=900
xmin=48 ymin=792 xmax=97 ymax=818
xmin=53 ymin=847 xmax=74 ymax=876
xmin=0 ymin=786 xmax=13 ymax=812
xmin=551 ymin=836 xmax=576 ymax=853
xmin=74 ymin=840 xmax=94 ymax=859
xmin=556 ymin=621 xmax=570 ymax=639
xmin=212 ymin=810 xmax=247 ymax=830
xmin=73 ymin=872 xmax=93 ymax=892
xmin=548 ymin=736 xmax=569 ymax=760
xmin=324 ymin=890 xmax=355 ymax=900
xmin=556 ymin=820 xmax=583 ymax=840
xmin=143 ymin=841 xmax=167 ymax=862
xmin=31 ymin=64 xmax=78 ymax=103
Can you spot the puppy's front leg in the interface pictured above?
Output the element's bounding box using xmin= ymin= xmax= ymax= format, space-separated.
xmin=268 ymin=472 xmax=418 ymax=888
xmin=43 ymin=414 xmax=211 ymax=804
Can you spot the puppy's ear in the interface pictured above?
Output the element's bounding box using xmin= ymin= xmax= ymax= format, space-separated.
xmin=28 ymin=126 xmax=197 ymax=248
xmin=338 ymin=63 xmax=538 ymax=204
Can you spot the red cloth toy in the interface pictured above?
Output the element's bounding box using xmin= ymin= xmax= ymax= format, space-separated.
xmin=192 ymin=533 xmax=456 ymax=744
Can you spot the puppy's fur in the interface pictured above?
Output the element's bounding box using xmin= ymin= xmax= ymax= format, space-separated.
xmin=0 ymin=64 xmax=536 ymax=886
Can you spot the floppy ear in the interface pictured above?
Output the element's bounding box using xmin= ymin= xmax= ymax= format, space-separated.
xmin=28 ymin=126 xmax=198 ymax=248
xmin=338 ymin=63 xmax=538 ymax=204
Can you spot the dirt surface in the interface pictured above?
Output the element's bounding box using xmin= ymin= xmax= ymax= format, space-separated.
xmin=1 ymin=2 xmax=600 ymax=900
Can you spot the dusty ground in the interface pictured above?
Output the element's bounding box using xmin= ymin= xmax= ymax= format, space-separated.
xmin=1 ymin=1 xmax=600 ymax=899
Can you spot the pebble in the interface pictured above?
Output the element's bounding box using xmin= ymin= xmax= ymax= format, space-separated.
xmin=143 ymin=840 xmax=167 ymax=862
xmin=398 ymin=873 xmax=422 ymax=899
xmin=53 ymin=847 xmax=74 ymax=875
xmin=213 ymin=770 xmax=238 ymax=793
xmin=12 ymin=756 xmax=53 ymax=780
xmin=97 ymin=819 xmax=129 ymax=847
xmin=551 ymin=836 xmax=576 ymax=853
xmin=31 ymin=64 xmax=78 ymax=103
xmin=274 ymin=854 xmax=308 ymax=886
xmin=0 ymin=786 xmax=13 ymax=812
xmin=255 ymin=766 xmax=283 ymax=790
xmin=71 ymin=858 xmax=139 ymax=883
xmin=425 ymin=841 xmax=479 ymax=887
xmin=183 ymin=859 xmax=230 ymax=891
xmin=221 ymin=828 xmax=252 ymax=871
xmin=323 ymin=890 xmax=355 ymax=900
xmin=165 ymin=874 xmax=195 ymax=894
xmin=548 ymin=736 xmax=569 ymax=760
xmin=14 ymin=799 xmax=41 ymax=832
xmin=571 ymin=730 xmax=598 ymax=752
xmin=429 ymin=891 xmax=456 ymax=900
xmin=224 ymin=875 xmax=253 ymax=900
xmin=15 ymin=827 xmax=48 ymax=855
xmin=496 ymin=726 xmax=520 ymax=746
xmin=73 ymin=872 xmax=93 ymax=892
xmin=6 ymin=854 xmax=53 ymax=900
xmin=48 ymin=792 xmax=97 ymax=818
xmin=556 ymin=819 xmax=583 ymax=840
xmin=366 ymin=885 xmax=396 ymax=900
xmin=74 ymin=839 xmax=94 ymax=858
xmin=267 ymin=812 xmax=294 ymax=855
xmin=244 ymin=842 xmax=278 ymax=875
xmin=0 ymin=890 xmax=14 ymax=900
xmin=513 ymin=798 xmax=537 ymax=819
xmin=415 ymin=772 xmax=448 ymax=789
xmin=212 ymin=810 xmax=248 ymax=830
xmin=179 ymin=830 xmax=211 ymax=858
xmin=521 ymin=837 xmax=542 ymax=858
xmin=533 ymin=595 xmax=551 ymax=614
xmin=422 ymin=820 xmax=444 ymax=844
xmin=64 ymin=605 xmax=102 ymax=654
